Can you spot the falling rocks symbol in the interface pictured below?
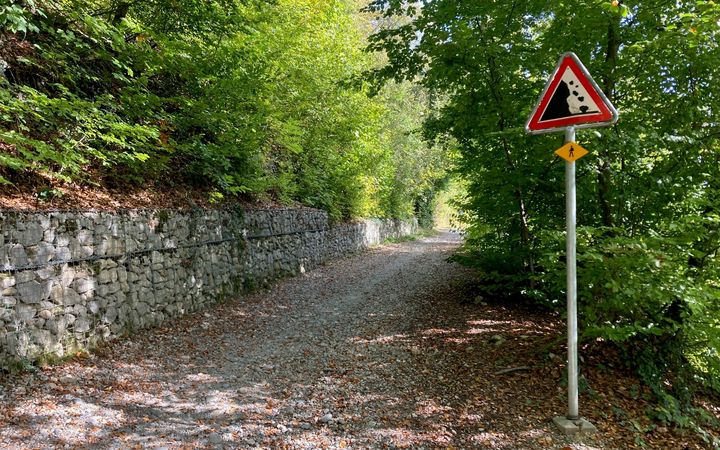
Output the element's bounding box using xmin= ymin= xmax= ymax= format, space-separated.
xmin=541 ymin=70 xmax=600 ymax=121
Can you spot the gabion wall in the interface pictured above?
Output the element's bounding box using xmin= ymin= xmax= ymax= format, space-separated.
xmin=0 ymin=207 xmax=417 ymax=368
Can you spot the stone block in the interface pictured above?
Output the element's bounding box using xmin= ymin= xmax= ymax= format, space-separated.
xmin=16 ymin=304 xmax=36 ymax=321
xmin=22 ymin=222 xmax=44 ymax=246
xmin=97 ymin=269 xmax=117 ymax=284
xmin=8 ymin=244 xmax=28 ymax=267
xmin=17 ymin=280 xmax=45 ymax=304
xmin=127 ymin=271 xmax=139 ymax=283
xmin=60 ymin=266 xmax=75 ymax=287
xmin=129 ymin=310 xmax=140 ymax=327
xmin=39 ymin=301 xmax=54 ymax=310
xmin=100 ymin=259 xmax=118 ymax=269
xmin=55 ymin=235 xmax=70 ymax=247
xmin=97 ymin=238 xmax=110 ymax=256
xmin=0 ymin=287 xmax=17 ymax=297
xmin=95 ymin=223 xmax=110 ymax=236
xmin=15 ymin=271 xmax=34 ymax=284
xmin=106 ymin=238 xmax=124 ymax=255
xmin=118 ymin=267 xmax=128 ymax=284
xmin=55 ymin=246 xmax=71 ymax=261
xmin=32 ymin=329 xmax=54 ymax=348
xmin=126 ymin=238 xmax=138 ymax=253
xmin=38 ymin=215 xmax=51 ymax=230
xmin=102 ymin=306 xmax=118 ymax=324
xmin=34 ymin=242 xmax=55 ymax=265
xmin=74 ymin=318 xmax=91 ymax=334
xmin=71 ymin=304 xmax=87 ymax=317
xmin=69 ymin=238 xmax=84 ymax=259
xmin=151 ymin=251 xmax=164 ymax=264
xmin=0 ymin=274 xmax=15 ymax=289
xmin=61 ymin=288 xmax=82 ymax=306
xmin=47 ymin=316 xmax=67 ymax=335
xmin=50 ymin=284 xmax=62 ymax=303
xmin=36 ymin=266 xmax=56 ymax=280
xmin=77 ymin=229 xmax=93 ymax=245
xmin=136 ymin=302 xmax=150 ymax=316
xmin=6 ymin=332 xmax=30 ymax=357
xmin=43 ymin=228 xmax=56 ymax=244
xmin=73 ymin=277 xmax=95 ymax=294
xmin=0 ymin=247 xmax=8 ymax=269
xmin=97 ymin=283 xmax=119 ymax=297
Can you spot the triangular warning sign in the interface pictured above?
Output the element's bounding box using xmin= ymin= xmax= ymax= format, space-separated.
xmin=526 ymin=52 xmax=618 ymax=134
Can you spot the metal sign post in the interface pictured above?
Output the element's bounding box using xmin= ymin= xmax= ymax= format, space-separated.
xmin=526 ymin=52 xmax=618 ymax=435
xmin=565 ymin=126 xmax=579 ymax=422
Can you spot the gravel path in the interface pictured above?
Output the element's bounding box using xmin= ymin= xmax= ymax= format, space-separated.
xmin=0 ymin=232 xmax=613 ymax=449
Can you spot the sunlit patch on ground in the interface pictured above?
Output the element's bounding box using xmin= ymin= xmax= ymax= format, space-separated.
xmin=467 ymin=319 xmax=511 ymax=327
xmin=349 ymin=333 xmax=409 ymax=345
xmin=470 ymin=431 xmax=511 ymax=447
xmin=414 ymin=398 xmax=453 ymax=418
xmin=421 ymin=327 xmax=458 ymax=335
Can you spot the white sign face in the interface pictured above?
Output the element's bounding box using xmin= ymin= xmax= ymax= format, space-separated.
xmin=559 ymin=67 xmax=601 ymax=117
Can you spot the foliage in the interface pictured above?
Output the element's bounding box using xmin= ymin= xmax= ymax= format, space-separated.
xmin=0 ymin=0 xmax=447 ymax=220
xmin=366 ymin=0 xmax=720 ymax=428
xmin=434 ymin=178 xmax=468 ymax=231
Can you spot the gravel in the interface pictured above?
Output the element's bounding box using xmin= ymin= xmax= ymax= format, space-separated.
xmin=0 ymin=232 xmax=612 ymax=449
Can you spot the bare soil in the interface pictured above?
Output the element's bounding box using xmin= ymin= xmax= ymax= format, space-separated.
xmin=0 ymin=232 xmax=715 ymax=449
xmin=0 ymin=172 xmax=270 ymax=211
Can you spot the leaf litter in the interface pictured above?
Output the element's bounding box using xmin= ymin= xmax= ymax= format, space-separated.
xmin=0 ymin=232 xmax=716 ymax=449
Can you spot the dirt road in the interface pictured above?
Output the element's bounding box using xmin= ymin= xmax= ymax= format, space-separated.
xmin=0 ymin=232 xmax=613 ymax=449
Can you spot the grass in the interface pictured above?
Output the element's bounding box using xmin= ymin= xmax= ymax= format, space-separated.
xmin=384 ymin=228 xmax=437 ymax=244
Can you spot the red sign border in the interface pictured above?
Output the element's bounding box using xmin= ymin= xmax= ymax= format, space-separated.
xmin=526 ymin=53 xmax=618 ymax=134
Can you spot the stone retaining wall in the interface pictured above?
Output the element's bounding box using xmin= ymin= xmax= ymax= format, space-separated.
xmin=0 ymin=207 xmax=417 ymax=368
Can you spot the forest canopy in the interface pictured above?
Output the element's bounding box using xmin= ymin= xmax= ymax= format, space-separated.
xmin=0 ymin=0 xmax=449 ymax=221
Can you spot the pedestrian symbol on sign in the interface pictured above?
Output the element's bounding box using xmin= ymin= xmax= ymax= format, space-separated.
xmin=555 ymin=142 xmax=588 ymax=162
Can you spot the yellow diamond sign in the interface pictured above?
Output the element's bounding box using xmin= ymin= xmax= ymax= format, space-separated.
xmin=555 ymin=142 xmax=589 ymax=162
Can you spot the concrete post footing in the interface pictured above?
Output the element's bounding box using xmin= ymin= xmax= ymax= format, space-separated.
xmin=553 ymin=416 xmax=598 ymax=435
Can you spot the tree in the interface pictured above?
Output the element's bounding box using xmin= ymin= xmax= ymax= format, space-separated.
xmin=365 ymin=0 xmax=720 ymax=427
xmin=1 ymin=0 xmax=448 ymax=221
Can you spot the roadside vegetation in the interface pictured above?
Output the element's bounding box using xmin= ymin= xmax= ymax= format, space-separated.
xmin=365 ymin=0 xmax=720 ymax=443
xmin=0 ymin=0 xmax=449 ymax=220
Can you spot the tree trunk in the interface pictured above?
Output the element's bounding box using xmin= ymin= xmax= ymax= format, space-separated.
xmin=112 ymin=2 xmax=131 ymax=25
xmin=598 ymin=19 xmax=620 ymax=228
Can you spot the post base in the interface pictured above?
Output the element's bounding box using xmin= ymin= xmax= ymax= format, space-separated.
xmin=553 ymin=416 xmax=597 ymax=435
